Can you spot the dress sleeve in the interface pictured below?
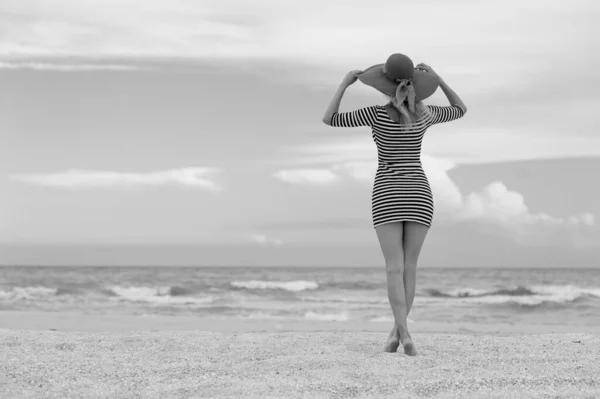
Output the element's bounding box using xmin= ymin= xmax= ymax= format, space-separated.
xmin=427 ymin=104 xmax=465 ymax=125
xmin=330 ymin=105 xmax=379 ymax=127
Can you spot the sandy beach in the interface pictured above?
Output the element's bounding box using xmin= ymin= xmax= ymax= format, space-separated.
xmin=1 ymin=324 xmax=599 ymax=399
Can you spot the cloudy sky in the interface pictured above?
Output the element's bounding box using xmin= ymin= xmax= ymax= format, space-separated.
xmin=1 ymin=0 xmax=599 ymax=267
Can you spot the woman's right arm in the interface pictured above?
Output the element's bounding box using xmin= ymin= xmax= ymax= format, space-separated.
xmin=438 ymin=78 xmax=467 ymax=114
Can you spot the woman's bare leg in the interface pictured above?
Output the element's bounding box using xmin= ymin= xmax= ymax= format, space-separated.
xmin=388 ymin=221 xmax=429 ymax=355
xmin=403 ymin=222 xmax=429 ymax=316
xmin=385 ymin=221 xmax=430 ymax=354
xmin=375 ymin=222 xmax=413 ymax=354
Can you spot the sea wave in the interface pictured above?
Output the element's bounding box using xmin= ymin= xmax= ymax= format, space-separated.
xmin=241 ymin=311 xmax=291 ymax=320
xmin=322 ymin=281 xmax=381 ymax=291
xmin=369 ymin=315 xmax=416 ymax=324
xmin=230 ymin=280 xmax=319 ymax=292
xmin=107 ymin=285 xmax=214 ymax=306
xmin=300 ymin=295 xmax=388 ymax=305
xmin=0 ymin=286 xmax=57 ymax=301
xmin=425 ymin=284 xmax=600 ymax=306
xmin=304 ymin=311 xmax=349 ymax=321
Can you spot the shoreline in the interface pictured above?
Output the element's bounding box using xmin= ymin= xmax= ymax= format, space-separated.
xmin=1 ymin=310 xmax=600 ymax=335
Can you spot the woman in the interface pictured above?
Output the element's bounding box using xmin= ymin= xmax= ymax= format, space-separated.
xmin=322 ymin=54 xmax=467 ymax=356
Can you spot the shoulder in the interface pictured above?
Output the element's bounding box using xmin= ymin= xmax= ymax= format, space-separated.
xmin=372 ymin=104 xmax=385 ymax=115
xmin=371 ymin=105 xmax=385 ymax=121
xmin=363 ymin=105 xmax=382 ymax=120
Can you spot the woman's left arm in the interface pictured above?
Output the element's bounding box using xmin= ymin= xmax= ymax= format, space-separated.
xmin=322 ymin=70 xmax=362 ymax=125
xmin=322 ymin=83 xmax=349 ymax=125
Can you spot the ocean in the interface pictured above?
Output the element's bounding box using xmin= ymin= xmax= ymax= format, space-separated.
xmin=1 ymin=266 xmax=599 ymax=334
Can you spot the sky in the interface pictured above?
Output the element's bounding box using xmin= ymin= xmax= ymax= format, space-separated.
xmin=1 ymin=0 xmax=599 ymax=267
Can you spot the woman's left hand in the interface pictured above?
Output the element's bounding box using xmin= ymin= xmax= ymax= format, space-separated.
xmin=341 ymin=70 xmax=363 ymax=87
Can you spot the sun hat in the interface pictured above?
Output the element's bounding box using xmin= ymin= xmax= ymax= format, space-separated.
xmin=357 ymin=53 xmax=440 ymax=112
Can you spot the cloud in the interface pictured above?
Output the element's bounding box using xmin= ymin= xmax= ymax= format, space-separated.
xmin=458 ymin=182 xmax=595 ymax=248
xmin=0 ymin=3 xmax=257 ymax=59
xmin=2 ymin=0 xmax=598 ymax=142
xmin=283 ymin=127 xmax=600 ymax=167
xmin=423 ymin=128 xmax=600 ymax=165
xmin=0 ymin=61 xmax=148 ymax=71
xmin=249 ymin=233 xmax=283 ymax=246
xmin=272 ymin=153 xmax=596 ymax=246
xmin=1 ymin=0 xmax=596 ymax=69
xmin=253 ymin=218 xmax=368 ymax=231
xmin=9 ymin=168 xmax=223 ymax=191
xmin=272 ymin=168 xmax=339 ymax=186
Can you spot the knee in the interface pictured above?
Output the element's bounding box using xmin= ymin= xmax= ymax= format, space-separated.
xmin=385 ymin=261 xmax=404 ymax=274
xmin=404 ymin=262 xmax=417 ymax=273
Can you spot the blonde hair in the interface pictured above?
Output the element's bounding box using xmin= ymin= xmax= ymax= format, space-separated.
xmin=385 ymin=95 xmax=429 ymax=125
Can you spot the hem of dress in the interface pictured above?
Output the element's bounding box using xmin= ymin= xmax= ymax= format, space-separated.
xmin=373 ymin=219 xmax=431 ymax=228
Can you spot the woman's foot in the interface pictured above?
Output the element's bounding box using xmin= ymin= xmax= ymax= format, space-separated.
xmin=383 ymin=325 xmax=400 ymax=353
xmin=401 ymin=333 xmax=418 ymax=356
xmin=383 ymin=336 xmax=400 ymax=353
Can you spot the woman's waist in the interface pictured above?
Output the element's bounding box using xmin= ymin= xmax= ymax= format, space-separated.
xmin=378 ymin=160 xmax=422 ymax=167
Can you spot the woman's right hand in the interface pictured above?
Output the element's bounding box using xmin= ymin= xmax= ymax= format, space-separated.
xmin=415 ymin=63 xmax=441 ymax=81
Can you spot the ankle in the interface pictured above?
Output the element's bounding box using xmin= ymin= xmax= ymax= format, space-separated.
xmin=398 ymin=329 xmax=411 ymax=341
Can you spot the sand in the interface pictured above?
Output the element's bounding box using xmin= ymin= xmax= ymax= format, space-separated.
xmin=1 ymin=329 xmax=599 ymax=399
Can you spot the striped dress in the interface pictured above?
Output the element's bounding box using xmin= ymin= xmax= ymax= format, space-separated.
xmin=330 ymin=104 xmax=465 ymax=228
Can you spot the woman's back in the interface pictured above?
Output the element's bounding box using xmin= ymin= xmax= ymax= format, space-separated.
xmin=330 ymin=103 xmax=465 ymax=165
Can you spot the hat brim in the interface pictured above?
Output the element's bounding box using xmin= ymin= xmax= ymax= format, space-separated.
xmin=357 ymin=64 xmax=439 ymax=102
